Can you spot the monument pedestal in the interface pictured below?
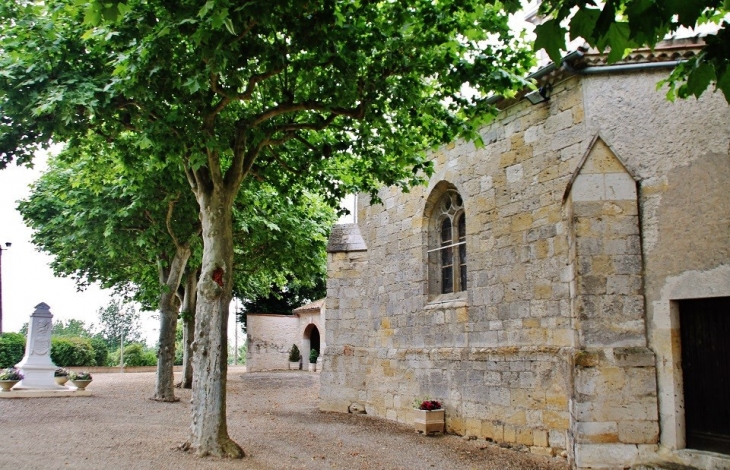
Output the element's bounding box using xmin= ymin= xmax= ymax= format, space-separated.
xmin=16 ymin=303 xmax=72 ymax=390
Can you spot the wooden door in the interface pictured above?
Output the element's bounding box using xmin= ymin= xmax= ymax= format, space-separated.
xmin=679 ymin=297 xmax=730 ymax=455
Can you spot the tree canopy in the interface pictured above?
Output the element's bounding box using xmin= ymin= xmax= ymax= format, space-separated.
xmin=534 ymin=0 xmax=730 ymax=101
xmin=95 ymin=299 xmax=143 ymax=349
xmin=17 ymin=141 xmax=200 ymax=309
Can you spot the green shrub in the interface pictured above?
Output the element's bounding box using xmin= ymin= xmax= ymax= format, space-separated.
xmin=89 ymin=338 xmax=109 ymax=367
xmin=309 ymin=348 xmax=319 ymax=364
xmin=288 ymin=344 xmax=301 ymax=362
xmin=174 ymin=342 xmax=184 ymax=366
xmin=51 ymin=337 xmax=96 ymax=367
xmin=110 ymin=343 xmax=157 ymax=367
xmin=0 ymin=333 xmax=26 ymax=368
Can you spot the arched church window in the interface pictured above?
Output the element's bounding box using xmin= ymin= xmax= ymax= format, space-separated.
xmin=429 ymin=190 xmax=466 ymax=294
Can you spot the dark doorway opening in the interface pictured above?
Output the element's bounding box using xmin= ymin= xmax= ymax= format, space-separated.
xmin=310 ymin=326 xmax=320 ymax=354
xmin=679 ymin=296 xmax=730 ymax=455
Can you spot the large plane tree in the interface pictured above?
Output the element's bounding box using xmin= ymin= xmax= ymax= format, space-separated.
xmin=0 ymin=0 xmax=533 ymax=457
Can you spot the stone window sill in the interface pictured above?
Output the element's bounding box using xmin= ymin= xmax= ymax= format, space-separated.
xmin=424 ymin=291 xmax=467 ymax=310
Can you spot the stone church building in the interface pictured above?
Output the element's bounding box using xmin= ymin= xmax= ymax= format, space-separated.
xmin=321 ymin=39 xmax=730 ymax=469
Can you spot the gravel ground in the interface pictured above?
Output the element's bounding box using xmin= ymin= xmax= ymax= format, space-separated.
xmin=0 ymin=368 xmax=569 ymax=470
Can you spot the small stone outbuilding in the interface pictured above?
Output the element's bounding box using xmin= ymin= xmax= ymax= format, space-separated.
xmin=321 ymin=39 xmax=730 ymax=470
xmin=245 ymin=299 xmax=325 ymax=371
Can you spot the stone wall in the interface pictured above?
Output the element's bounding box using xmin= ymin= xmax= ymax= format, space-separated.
xmin=246 ymin=314 xmax=300 ymax=371
xmin=323 ymin=64 xmax=730 ymax=469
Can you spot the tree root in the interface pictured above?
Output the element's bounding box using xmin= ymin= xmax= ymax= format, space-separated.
xmin=178 ymin=439 xmax=245 ymax=459
xmin=150 ymin=396 xmax=181 ymax=403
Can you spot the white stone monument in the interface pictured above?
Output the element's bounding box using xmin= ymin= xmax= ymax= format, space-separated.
xmin=16 ymin=302 xmax=60 ymax=389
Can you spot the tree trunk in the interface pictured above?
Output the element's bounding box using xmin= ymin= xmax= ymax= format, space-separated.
xmin=188 ymin=188 xmax=244 ymax=458
xmin=154 ymin=245 xmax=191 ymax=402
xmin=181 ymin=269 xmax=197 ymax=389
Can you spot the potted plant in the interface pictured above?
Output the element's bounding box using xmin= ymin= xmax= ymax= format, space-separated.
xmin=413 ymin=398 xmax=444 ymax=435
xmin=0 ymin=367 xmax=24 ymax=392
xmin=68 ymin=370 xmax=93 ymax=390
xmin=54 ymin=367 xmax=70 ymax=386
xmin=308 ymin=349 xmax=319 ymax=372
xmin=288 ymin=344 xmax=301 ymax=370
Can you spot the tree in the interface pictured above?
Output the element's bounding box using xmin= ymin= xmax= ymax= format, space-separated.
xmin=52 ymin=319 xmax=93 ymax=338
xmin=0 ymin=0 xmax=533 ymax=457
xmin=534 ymin=0 xmax=730 ymax=101
xmin=18 ymin=142 xmax=200 ymax=402
xmin=239 ymin=277 xmax=326 ymax=332
xmin=241 ymin=277 xmax=326 ymax=315
xmin=94 ymin=299 xmax=143 ymax=350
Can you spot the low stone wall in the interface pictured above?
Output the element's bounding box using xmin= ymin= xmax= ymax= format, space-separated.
xmin=323 ymin=345 xmax=572 ymax=457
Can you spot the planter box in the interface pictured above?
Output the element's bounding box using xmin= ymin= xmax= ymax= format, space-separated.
xmin=414 ymin=409 xmax=444 ymax=435
xmin=289 ymin=361 xmax=300 ymax=370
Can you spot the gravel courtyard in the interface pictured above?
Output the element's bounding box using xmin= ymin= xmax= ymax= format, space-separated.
xmin=0 ymin=368 xmax=569 ymax=470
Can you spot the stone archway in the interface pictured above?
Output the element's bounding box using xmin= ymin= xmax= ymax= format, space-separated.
xmin=303 ymin=323 xmax=320 ymax=364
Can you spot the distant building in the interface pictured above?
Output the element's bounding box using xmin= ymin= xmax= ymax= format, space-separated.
xmin=245 ymin=299 xmax=325 ymax=372
xmin=322 ymin=38 xmax=730 ymax=469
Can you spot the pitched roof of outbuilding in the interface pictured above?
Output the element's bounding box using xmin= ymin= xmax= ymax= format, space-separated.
xmin=293 ymin=298 xmax=325 ymax=314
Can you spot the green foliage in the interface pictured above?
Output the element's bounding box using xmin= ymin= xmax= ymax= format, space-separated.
xmin=174 ymin=321 xmax=184 ymax=366
xmin=17 ymin=147 xmax=200 ymax=310
xmin=227 ymin=344 xmax=247 ymax=366
xmin=309 ymin=348 xmax=319 ymax=364
xmin=0 ymin=333 xmax=26 ymax=368
xmin=288 ymin=344 xmax=301 ymax=363
xmin=50 ymin=337 xmax=96 ymax=367
xmin=0 ymin=0 xmax=533 ymax=190
xmin=174 ymin=345 xmax=184 ymax=366
xmin=535 ymin=1 xmax=730 ymax=101
xmin=89 ymin=338 xmax=109 ymax=367
xmin=52 ymin=319 xmax=93 ymax=338
xmin=111 ymin=343 xmax=157 ymax=367
xmin=94 ymin=299 xmax=143 ymax=350
xmin=242 ymin=277 xmax=326 ymax=316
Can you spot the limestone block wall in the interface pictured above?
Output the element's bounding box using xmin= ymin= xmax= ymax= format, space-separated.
xmin=564 ymin=135 xmax=661 ymax=467
xmin=580 ymin=71 xmax=730 ymax=468
xmin=323 ymin=65 xmax=730 ymax=469
xmin=246 ymin=314 xmax=300 ymax=372
xmin=325 ymin=77 xmax=590 ymax=458
xmin=321 ymin=226 xmax=370 ymax=413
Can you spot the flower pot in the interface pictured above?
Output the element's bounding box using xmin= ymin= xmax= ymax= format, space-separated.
xmin=0 ymin=380 xmax=20 ymax=392
xmin=308 ymin=363 xmax=316 ymax=372
xmin=70 ymin=379 xmax=92 ymax=391
xmin=414 ymin=409 xmax=444 ymax=435
xmin=55 ymin=376 xmax=69 ymax=386
xmin=289 ymin=361 xmax=300 ymax=370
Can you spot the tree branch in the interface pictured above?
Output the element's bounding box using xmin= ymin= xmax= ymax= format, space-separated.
xmin=165 ymin=194 xmax=182 ymax=250
xmin=265 ymin=146 xmax=298 ymax=174
xmin=249 ymin=101 xmax=365 ymax=128
xmin=271 ymin=114 xmax=338 ymax=133
xmin=237 ymin=66 xmax=286 ymax=101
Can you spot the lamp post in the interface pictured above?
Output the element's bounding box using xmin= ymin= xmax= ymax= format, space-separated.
xmin=0 ymin=242 xmax=11 ymax=334
xmin=120 ymin=311 xmax=125 ymax=373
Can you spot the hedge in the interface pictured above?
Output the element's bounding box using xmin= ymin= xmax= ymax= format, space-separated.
xmin=0 ymin=333 xmax=26 ymax=368
xmin=109 ymin=343 xmax=157 ymax=367
xmin=50 ymin=337 xmax=96 ymax=367
xmin=89 ymin=338 xmax=109 ymax=366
